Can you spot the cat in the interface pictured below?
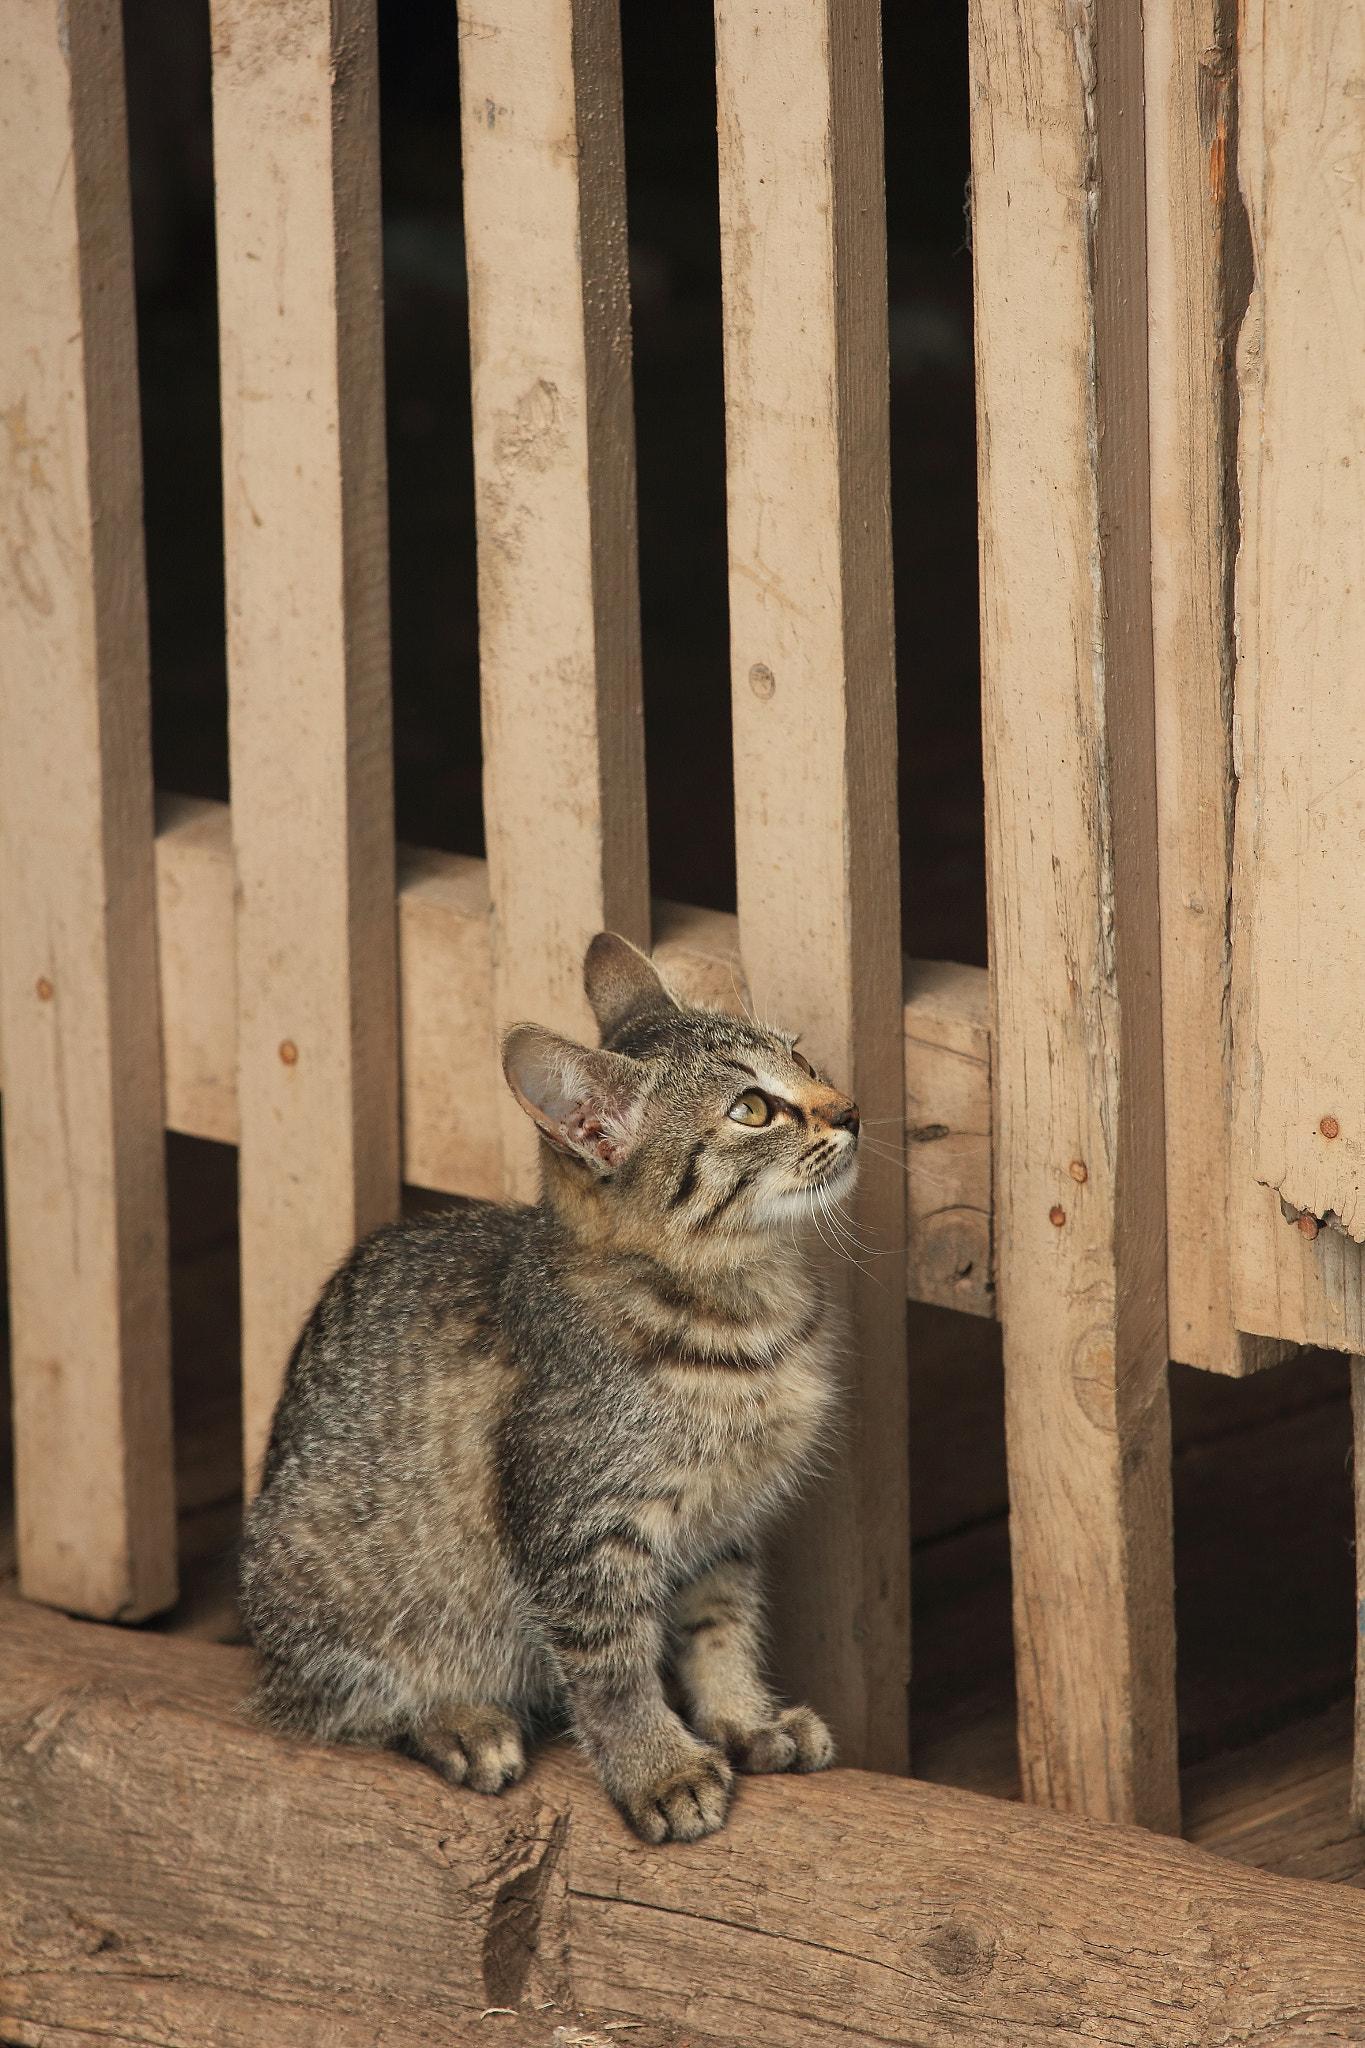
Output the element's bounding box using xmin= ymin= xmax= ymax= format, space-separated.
xmin=239 ymin=931 xmax=858 ymax=1843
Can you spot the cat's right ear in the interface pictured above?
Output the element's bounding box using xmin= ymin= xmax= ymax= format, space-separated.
xmin=584 ymin=931 xmax=680 ymax=1043
xmin=502 ymin=1025 xmax=652 ymax=1173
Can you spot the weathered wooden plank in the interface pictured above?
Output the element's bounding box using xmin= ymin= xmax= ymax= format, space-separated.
xmin=7 ymin=1599 xmax=1365 ymax=2048
xmin=1143 ymin=0 xmax=1281 ymax=1376
xmin=459 ymin=0 xmax=650 ymax=1203
xmin=715 ymin=0 xmax=908 ymax=1775
xmin=903 ymin=961 xmax=992 ymax=1320
xmin=1227 ymin=0 xmax=1365 ymax=1357
xmin=969 ymin=0 xmax=1179 ymax=1827
xmin=151 ymin=805 xmax=988 ymax=1304
xmin=211 ymin=0 xmax=401 ymax=1492
xmin=0 ymin=0 xmax=176 ymax=1620
xmin=1231 ymin=0 xmax=1365 ymax=1247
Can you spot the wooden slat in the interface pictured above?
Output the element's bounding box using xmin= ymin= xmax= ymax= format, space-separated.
xmin=715 ymin=0 xmax=909 ymax=1773
xmin=10 ymin=1599 xmax=1365 ymax=2048
xmin=211 ymin=0 xmax=400 ymax=1492
xmin=1143 ymin=0 xmax=1284 ymax=1377
xmin=1226 ymin=0 xmax=1365 ymax=1357
xmin=0 ymin=0 xmax=176 ymax=1619
xmin=458 ymin=0 xmax=650 ymax=1202
xmin=970 ymin=0 xmax=1180 ymax=1827
xmin=904 ymin=960 xmax=992 ymax=1320
xmin=152 ymin=802 xmax=990 ymax=1303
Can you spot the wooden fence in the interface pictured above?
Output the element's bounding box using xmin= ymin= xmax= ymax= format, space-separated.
xmin=1 ymin=0 xmax=1362 ymax=1836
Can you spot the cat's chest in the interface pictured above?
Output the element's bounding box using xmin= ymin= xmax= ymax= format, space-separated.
xmin=628 ymin=1321 xmax=839 ymax=1557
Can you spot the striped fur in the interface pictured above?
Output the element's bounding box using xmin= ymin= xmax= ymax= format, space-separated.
xmin=240 ymin=934 xmax=853 ymax=1841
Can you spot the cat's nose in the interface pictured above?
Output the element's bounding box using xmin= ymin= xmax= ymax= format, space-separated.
xmin=828 ymin=1101 xmax=860 ymax=1138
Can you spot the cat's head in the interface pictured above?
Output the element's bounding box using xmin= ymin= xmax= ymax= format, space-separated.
xmin=502 ymin=933 xmax=859 ymax=1239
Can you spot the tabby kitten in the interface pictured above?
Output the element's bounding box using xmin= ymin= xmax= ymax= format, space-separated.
xmin=240 ymin=933 xmax=857 ymax=1843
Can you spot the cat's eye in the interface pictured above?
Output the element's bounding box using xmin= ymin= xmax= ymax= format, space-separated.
xmin=791 ymin=1049 xmax=815 ymax=1077
xmin=727 ymin=1089 xmax=772 ymax=1128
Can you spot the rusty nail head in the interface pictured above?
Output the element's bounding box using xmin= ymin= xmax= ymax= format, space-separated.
xmin=34 ymin=977 xmax=52 ymax=1001
xmin=1069 ymin=1159 xmax=1087 ymax=1183
xmin=748 ymin=662 xmax=776 ymax=700
xmin=279 ymin=1040 xmax=299 ymax=1066
xmin=1049 ymin=1205 xmax=1066 ymax=1227
xmin=1298 ymin=1214 xmax=1319 ymax=1239
xmin=1320 ymin=1116 xmax=1340 ymax=1140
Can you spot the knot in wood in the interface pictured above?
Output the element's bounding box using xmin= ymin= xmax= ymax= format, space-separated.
xmin=922 ymin=1917 xmax=996 ymax=1981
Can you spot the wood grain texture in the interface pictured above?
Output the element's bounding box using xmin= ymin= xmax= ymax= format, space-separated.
xmin=970 ymin=0 xmax=1179 ymax=1827
xmin=1144 ymin=0 xmax=1280 ymax=1376
xmin=903 ymin=961 xmax=992 ymax=1320
xmin=1231 ymin=0 xmax=1365 ymax=1247
xmin=211 ymin=0 xmax=401 ymax=1492
xmin=715 ymin=0 xmax=908 ymax=1775
xmin=7 ymin=1599 xmax=1365 ymax=2048
xmin=1184 ymin=1700 xmax=1365 ymax=1887
xmin=0 ymin=0 xmax=176 ymax=1620
xmin=1227 ymin=0 xmax=1365 ymax=1354
xmin=459 ymin=0 xmax=650 ymax=1203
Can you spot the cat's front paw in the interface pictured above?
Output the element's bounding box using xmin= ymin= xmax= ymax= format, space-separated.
xmin=713 ymin=1704 xmax=834 ymax=1776
xmin=621 ymin=1747 xmax=734 ymax=1844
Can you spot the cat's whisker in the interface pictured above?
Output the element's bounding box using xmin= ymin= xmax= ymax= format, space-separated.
xmin=855 ymin=1136 xmax=910 ymax=1163
xmin=827 ymin=1200 xmax=886 ymax=1253
xmin=821 ymin=1208 xmax=885 ymax=1261
xmin=810 ymin=1189 xmax=880 ymax=1277
xmin=817 ymin=1188 xmax=885 ymax=1266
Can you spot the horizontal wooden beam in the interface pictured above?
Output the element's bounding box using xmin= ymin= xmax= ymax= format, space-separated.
xmin=152 ymin=794 xmax=994 ymax=1316
xmin=4 ymin=1595 xmax=1365 ymax=2046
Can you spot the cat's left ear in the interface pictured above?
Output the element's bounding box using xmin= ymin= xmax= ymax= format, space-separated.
xmin=502 ymin=1025 xmax=652 ymax=1173
xmin=584 ymin=931 xmax=680 ymax=1043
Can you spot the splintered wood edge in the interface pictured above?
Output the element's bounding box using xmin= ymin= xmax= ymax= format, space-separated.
xmin=3 ymin=1594 xmax=1365 ymax=2048
xmin=144 ymin=795 xmax=992 ymax=1315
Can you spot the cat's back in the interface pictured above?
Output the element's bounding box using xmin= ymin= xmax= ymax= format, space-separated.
xmin=258 ymin=1197 xmax=529 ymax=1501
xmin=242 ymin=1196 xmax=558 ymax=1727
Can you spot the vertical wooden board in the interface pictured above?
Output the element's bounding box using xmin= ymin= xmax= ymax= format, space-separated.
xmin=903 ymin=960 xmax=993 ymax=1320
xmin=970 ymin=0 xmax=1179 ymax=1828
xmin=1229 ymin=0 xmax=1365 ymax=1343
xmin=1231 ymin=1175 xmax=1365 ymax=1355
xmin=0 ymin=0 xmax=176 ymax=1619
xmin=459 ymin=0 xmax=649 ymax=1201
xmin=1145 ymin=0 xmax=1273 ymax=1376
xmin=212 ymin=0 xmax=400 ymax=1491
xmin=715 ymin=0 xmax=909 ymax=1774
